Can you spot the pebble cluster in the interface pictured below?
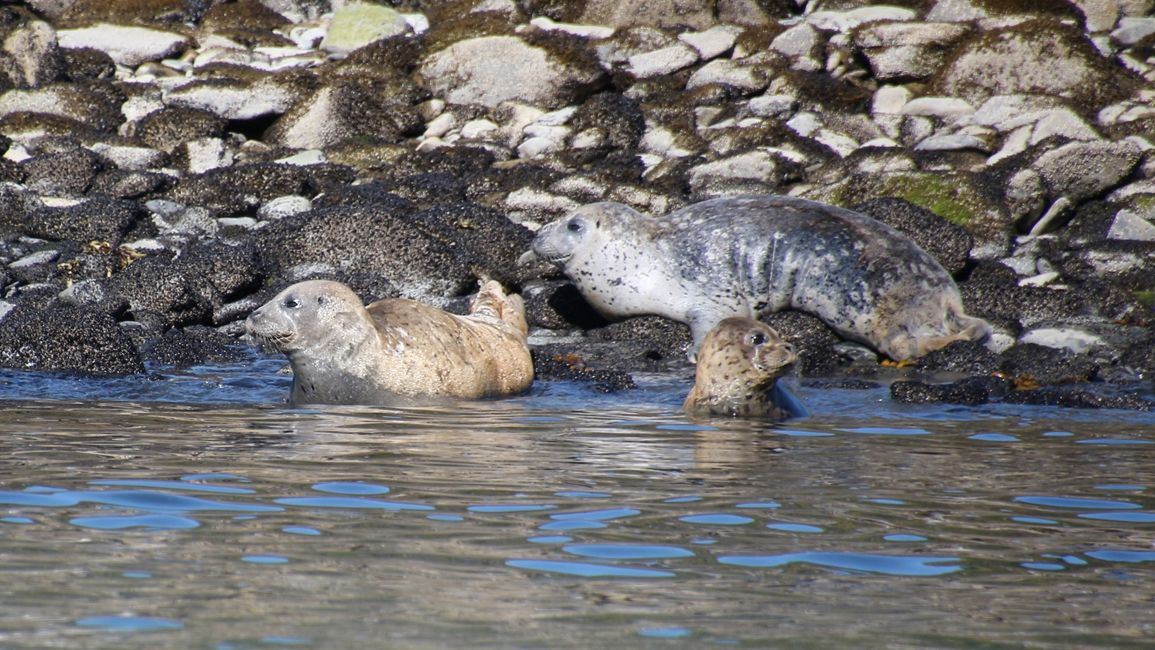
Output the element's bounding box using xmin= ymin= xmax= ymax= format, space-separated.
xmin=0 ymin=0 xmax=1152 ymax=408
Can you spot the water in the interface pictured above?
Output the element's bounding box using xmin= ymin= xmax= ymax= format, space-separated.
xmin=1 ymin=355 xmax=1154 ymax=649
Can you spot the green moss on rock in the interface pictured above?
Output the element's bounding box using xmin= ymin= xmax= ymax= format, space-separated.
xmin=806 ymin=171 xmax=1009 ymax=239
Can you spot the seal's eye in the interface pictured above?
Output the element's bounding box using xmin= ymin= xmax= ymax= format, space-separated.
xmin=566 ymin=219 xmax=583 ymax=232
xmin=749 ymin=332 xmax=766 ymax=346
xmin=283 ymin=297 xmax=300 ymax=309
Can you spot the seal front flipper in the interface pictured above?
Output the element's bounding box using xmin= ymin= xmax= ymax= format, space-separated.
xmin=771 ymin=382 xmax=808 ymax=419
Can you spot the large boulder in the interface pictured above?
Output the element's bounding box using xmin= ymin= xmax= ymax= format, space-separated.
xmin=256 ymin=202 xmax=478 ymax=301
xmin=417 ymin=35 xmax=604 ymax=109
xmin=933 ymin=19 xmax=1139 ymax=110
xmin=0 ymin=301 xmax=144 ymax=375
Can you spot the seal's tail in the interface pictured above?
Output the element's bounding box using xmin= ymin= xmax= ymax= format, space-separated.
xmin=471 ymin=280 xmax=529 ymax=337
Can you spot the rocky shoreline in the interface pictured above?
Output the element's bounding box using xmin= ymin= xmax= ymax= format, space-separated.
xmin=0 ymin=0 xmax=1152 ymax=409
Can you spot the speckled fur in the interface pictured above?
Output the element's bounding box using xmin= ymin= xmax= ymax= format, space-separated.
xmin=683 ymin=318 xmax=802 ymax=419
xmin=245 ymin=279 xmax=533 ymax=405
xmin=531 ymin=195 xmax=990 ymax=361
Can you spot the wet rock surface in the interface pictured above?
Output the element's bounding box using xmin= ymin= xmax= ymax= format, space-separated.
xmin=0 ymin=0 xmax=1152 ymax=409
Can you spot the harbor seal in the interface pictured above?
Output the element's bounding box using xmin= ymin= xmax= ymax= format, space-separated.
xmin=245 ymin=279 xmax=534 ymax=405
xmin=683 ymin=318 xmax=808 ymax=419
xmin=530 ymin=194 xmax=990 ymax=361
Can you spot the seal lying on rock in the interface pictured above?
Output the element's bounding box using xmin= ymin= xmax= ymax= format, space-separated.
xmin=530 ymin=194 xmax=990 ymax=361
xmin=683 ymin=317 xmax=808 ymax=419
xmin=245 ymin=279 xmax=534 ymax=405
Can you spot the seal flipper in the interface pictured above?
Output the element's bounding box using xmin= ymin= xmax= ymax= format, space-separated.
xmin=771 ymin=382 xmax=808 ymax=419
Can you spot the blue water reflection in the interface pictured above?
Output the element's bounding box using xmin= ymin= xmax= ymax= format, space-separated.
xmin=717 ymin=552 xmax=963 ymax=576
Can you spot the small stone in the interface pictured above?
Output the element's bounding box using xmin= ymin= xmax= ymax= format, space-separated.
xmin=56 ymin=24 xmax=190 ymax=67
xmin=747 ymin=94 xmax=797 ymax=118
xmin=915 ymin=133 xmax=989 ymax=152
xmin=460 ymin=119 xmax=499 ymax=140
xmin=770 ymin=23 xmax=822 ymax=70
xmin=1107 ymin=210 xmax=1155 ymax=241
xmin=258 ymin=195 xmax=313 ymax=221
xmin=320 ymin=3 xmax=410 ymax=54
xmin=528 ymin=17 xmax=615 ymax=40
xmin=901 ymin=96 xmax=975 ymax=119
xmin=678 ymin=25 xmax=739 ymax=60
xmin=424 ymin=112 xmax=456 ymax=138
xmin=627 ymin=43 xmax=698 ymax=79
xmin=182 ymin=137 xmax=233 ymax=174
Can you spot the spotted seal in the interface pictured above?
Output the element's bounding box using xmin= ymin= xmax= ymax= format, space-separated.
xmin=529 ymin=194 xmax=990 ymax=361
xmin=683 ymin=317 xmax=807 ymax=419
xmin=245 ymin=279 xmax=534 ymax=405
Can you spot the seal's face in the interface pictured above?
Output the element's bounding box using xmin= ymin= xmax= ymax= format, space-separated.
xmin=698 ymin=318 xmax=796 ymax=383
xmin=245 ymin=281 xmax=363 ymax=356
xmin=531 ymin=212 xmax=596 ymax=266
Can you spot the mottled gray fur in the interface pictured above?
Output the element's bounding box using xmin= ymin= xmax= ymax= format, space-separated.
xmin=531 ymin=194 xmax=990 ymax=361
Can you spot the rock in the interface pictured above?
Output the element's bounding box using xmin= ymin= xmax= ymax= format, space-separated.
xmin=530 ymin=345 xmax=637 ymax=393
xmin=256 ymin=203 xmax=475 ymax=302
xmin=999 ymin=342 xmax=1099 ymax=385
xmin=1112 ymin=16 xmax=1155 ymax=46
xmin=143 ymin=325 xmax=248 ymax=367
xmin=1107 ymin=210 xmax=1155 ymax=241
xmin=900 ymin=96 xmax=975 ymax=120
xmin=135 ymin=107 xmax=227 ymax=153
xmin=627 ymin=42 xmax=698 ymax=79
xmin=687 ymin=149 xmax=791 ymax=197
xmin=770 ymin=22 xmax=823 ymax=71
xmin=180 ymin=137 xmax=233 ymax=174
xmin=1002 ymin=386 xmax=1153 ymax=410
xmin=578 ymin=0 xmax=775 ymax=30
xmin=320 ymin=2 xmax=410 ymax=54
xmin=257 ymin=195 xmax=312 ymax=220
xmin=0 ymin=301 xmax=144 ymax=375
xmin=853 ymin=21 xmax=972 ymax=81
xmin=810 ymin=170 xmax=1010 ymax=241
xmin=59 ymin=277 xmax=128 ymax=312
xmin=23 ymin=146 xmax=104 ymax=195
xmin=417 ymin=35 xmax=604 ymax=109
xmin=762 ymin=310 xmax=847 ymax=376
xmin=162 ymin=162 xmax=352 ymax=217
xmin=961 ymin=261 xmax=1090 ymax=328
xmin=0 ymin=82 xmax=124 ymax=133
xmin=164 ymin=76 xmax=302 ymax=121
xmin=891 ymin=376 xmax=1011 ymax=406
xmin=914 ymin=340 xmax=1002 ymax=376
xmin=570 ymin=92 xmax=644 ymax=151
xmin=685 ymin=56 xmax=775 ymax=92
xmin=89 ymin=142 xmax=167 ymax=171
xmin=2 ymin=18 xmax=63 ymax=88
xmin=1032 ymin=139 xmax=1142 ymax=204
xmin=18 ymin=196 xmax=142 ymax=244
xmin=1059 ymin=239 xmax=1155 ymax=289
xmin=56 ymin=24 xmax=190 ymax=67
xmin=678 ymin=25 xmax=740 ymax=60
xmin=933 ymin=19 xmax=1138 ymax=109
xmin=584 ymin=315 xmax=693 ymax=367
xmin=267 ymin=76 xmax=424 ymax=150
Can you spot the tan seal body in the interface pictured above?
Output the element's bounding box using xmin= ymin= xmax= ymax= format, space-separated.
xmin=245 ymin=279 xmax=534 ymax=405
xmin=683 ymin=318 xmax=806 ymax=419
xmin=530 ymin=194 xmax=990 ymax=361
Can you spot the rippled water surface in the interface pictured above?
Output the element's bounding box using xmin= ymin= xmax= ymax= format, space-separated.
xmin=2 ymin=357 xmax=1154 ymax=649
